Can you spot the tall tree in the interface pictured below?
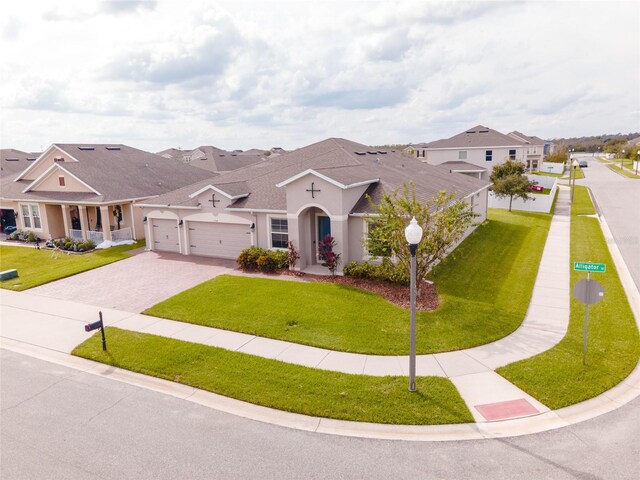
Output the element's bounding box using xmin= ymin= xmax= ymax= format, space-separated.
xmin=490 ymin=160 xmax=534 ymax=212
xmin=366 ymin=184 xmax=477 ymax=292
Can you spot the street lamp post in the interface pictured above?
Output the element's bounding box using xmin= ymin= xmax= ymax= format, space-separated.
xmin=404 ymin=216 xmax=423 ymax=392
xmin=636 ymin=152 xmax=639 ymax=176
xmin=571 ymin=159 xmax=579 ymax=202
xmin=621 ymin=149 xmax=625 ymax=171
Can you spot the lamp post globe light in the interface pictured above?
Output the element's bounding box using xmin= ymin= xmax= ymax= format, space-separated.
xmin=571 ymin=159 xmax=579 ymax=202
xmin=404 ymin=216 xmax=423 ymax=392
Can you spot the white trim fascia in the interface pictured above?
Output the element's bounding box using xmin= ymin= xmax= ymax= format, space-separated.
xmin=463 ymin=185 xmax=491 ymax=199
xmin=21 ymin=163 xmax=101 ymax=195
xmin=15 ymin=144 xmax=80 ymax=181
xmin=137 ymin=203 xmax=201 ymax=210
xmin=188 ymin=184 xmax=249 ymax=200
xmin=426 ymin=145 xmax=526 ymax=151
xmin=349 ymin=212 xmax=381 ymax=217
xmin=226 ymin=208 xmax=287 ymax=214
xmin=275 ymin=168 xmax=378 ymax=190
xmin=343 ymin=178 xmax=380 ymax=189
xmin=450 ymin=168 xmax=486 ymax=173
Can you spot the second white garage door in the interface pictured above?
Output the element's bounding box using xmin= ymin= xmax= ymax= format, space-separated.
xmin=188 ymin=222 xmax=252 ymax=259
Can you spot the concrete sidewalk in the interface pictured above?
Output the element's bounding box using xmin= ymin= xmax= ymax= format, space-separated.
xmin=0 ymin=189 xmax=573 ymax=423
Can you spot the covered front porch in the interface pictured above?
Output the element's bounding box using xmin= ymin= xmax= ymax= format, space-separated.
xmin=47 ymin=203 xmax=136 ymax=244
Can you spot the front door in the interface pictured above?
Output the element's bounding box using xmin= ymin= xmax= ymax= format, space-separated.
xmin=316 ymin=215 xmax=331 ymax=262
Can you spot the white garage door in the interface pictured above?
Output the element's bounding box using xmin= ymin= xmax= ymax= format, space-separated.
xmin=188 ymin=222 xmax=251 ymax=259
xmin=152 ymin=219 xmax=180 ymax=253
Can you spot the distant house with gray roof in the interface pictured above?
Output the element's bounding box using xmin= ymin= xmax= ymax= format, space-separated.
xmin=139 ymin=138 xmax=490 ymax=273
xmin=1 ymin=149 xmax=40 ymax=178
xmin=0 ymin=144 xmax=212 ymax=243
xmin=158 ymin=145 xmax=265 ymax=173
xmin=418 ymin=125 xmax=554 ymax=178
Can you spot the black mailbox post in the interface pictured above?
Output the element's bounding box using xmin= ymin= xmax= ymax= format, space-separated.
xmin=85 ymin=311 xmax=107 ymax=351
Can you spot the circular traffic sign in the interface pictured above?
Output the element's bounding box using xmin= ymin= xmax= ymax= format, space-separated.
xmin=573 ymin=279 xmax=604 ymax=305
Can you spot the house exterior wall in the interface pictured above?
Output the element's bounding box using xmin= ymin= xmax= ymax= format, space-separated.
xmin=44 ymin=204 xmax=65 ymax=238
xmin=348 ymin=216 xmax=367 ymax=263
xmin=31 ymin=168 xmax=93 ymax=193
xmin=426 ymin=146 xmax=526 ymax=179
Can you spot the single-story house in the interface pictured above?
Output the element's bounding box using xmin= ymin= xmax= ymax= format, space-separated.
xmin=0 ymin=143 xmax=213 ymax=244
xmin=139 ymin=138 xmax=490 ymax=273
xmin=157 ymin=145 xmax=265 ymax=173
xmin=419 ymin=125 xmax=554 ymax=178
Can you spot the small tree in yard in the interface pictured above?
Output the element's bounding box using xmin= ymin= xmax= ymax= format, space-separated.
xmin=365 ymin=184 xmax=477 ymax=292
xmin=490 ymin=159 xmax=534 ymax=212
xmin=318 ymin=234 xmax=341 ymax=276
xmin=287 ymin=240 xmax=300 ymax=270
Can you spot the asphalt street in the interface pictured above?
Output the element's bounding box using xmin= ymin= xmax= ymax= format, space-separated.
xmin=578 ymin=156 xmax=640 ymax=289
xmin=2 ymin=350 xmax=639 ymax=480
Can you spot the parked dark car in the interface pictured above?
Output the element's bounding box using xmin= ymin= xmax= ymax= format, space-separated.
xmin=579 ymin=160 xmax=588 ymax=168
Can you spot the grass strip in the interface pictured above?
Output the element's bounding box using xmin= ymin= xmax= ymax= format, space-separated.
xmin=145 ymin=209 xmax=552 ymax=355
xmin=0 ymin=241 xmax=144 ymax=291
xmin=606 ymin=164 xmax=640 ymax=179
xmin=72 ymin=327 xmax=473 ymax=425
xmin=497 ymin=186 xmax=640 ymax=409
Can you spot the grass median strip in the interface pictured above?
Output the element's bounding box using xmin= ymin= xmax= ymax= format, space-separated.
xmin=497 ymin=186 xmax=640 ymax=409
xmin=72 ymin=327 xmax=473 ymax=425
xmin=0 ymin=241 xmax=144 ymax=291
xmin=145 ymin=209 xmax=552 ymax=355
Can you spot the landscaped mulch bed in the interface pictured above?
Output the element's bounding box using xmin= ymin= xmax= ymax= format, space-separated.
xmin=272 ymin=269 xmax=439 ymax=311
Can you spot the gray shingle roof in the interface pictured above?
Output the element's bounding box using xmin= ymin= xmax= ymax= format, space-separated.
xmin=425 ymin=125 xmax=526 ymax=149
xmin=507 ymin=131 xmax=547 ymax=145
xmin=157 ymin=145 xmax=265 ymax=173
xmin=147 ymin=138 xmax=490 ymax=213
xmin=1 ymin=149 xmax=40 ymax=178
xmin=2 ymin=144 xmax=213 ymax=204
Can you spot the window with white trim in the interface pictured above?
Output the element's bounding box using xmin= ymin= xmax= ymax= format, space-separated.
xmin=365 ymin=220 xmax=391 ymax=258
xmin=485 ymin=150 xmax=492 ymax=161
xmin=509 ymin=149 xmax=516 ymax=160
xmin=21 ymin=204 xmax=41 ymax=229
xmin=270 ymin=217 xmax=288 ymax=249
xmin=458 ymin=151 xmax=467 ymax=160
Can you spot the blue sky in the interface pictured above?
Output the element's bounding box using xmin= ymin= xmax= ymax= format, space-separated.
xmin=1 ymin=0 xmax=638 ymax=152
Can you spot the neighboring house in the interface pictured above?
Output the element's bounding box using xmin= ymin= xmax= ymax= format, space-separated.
xmin=1 ymin=149 xmax=40 ymax=178
xmin=507 ymin=131 xmax=554 ymax=170
xmin=421 ymin=125 xmax=554 ymax=179
xmin=403 ymin=143 xmax=428 ymax=160
xmin=0 ymin=144 xmax=212 ymax=244
xmin=158 ymin=145 xmax=265 ymax=173
xmin=628 ymin=136 xmax=640 ymax=147
xmin=140 ymin=138 xmax=490 ymax=273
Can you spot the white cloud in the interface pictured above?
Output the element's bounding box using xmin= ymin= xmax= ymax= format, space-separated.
xmin=1 ymin=0 xmax=638 ymax=152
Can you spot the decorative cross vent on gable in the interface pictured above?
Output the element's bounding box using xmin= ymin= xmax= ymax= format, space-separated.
xmin=209 ymin=193 xmax=220 ymax=207
xmin=306 ymin=182 xmax=321 ymax=199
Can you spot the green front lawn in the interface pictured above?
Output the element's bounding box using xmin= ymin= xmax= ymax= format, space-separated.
xmin=73 ymin=327 xmax=473 ymax=425
xmin=0 ymin=241 xmax=144 ymax=291
xmin=145 ymin=209 xmax=552 ymax=355
xmin=497 ymin=186 xmax=640 ymax=408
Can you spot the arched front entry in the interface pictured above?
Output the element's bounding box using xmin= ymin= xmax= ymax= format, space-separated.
xmin=294 ymin=205 xmax=333 ymax=271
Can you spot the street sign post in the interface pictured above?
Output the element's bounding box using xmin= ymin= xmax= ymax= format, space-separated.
xmin=574 ymin=262 xmax=606 ymax=273
xmin=572 ymin=265 xmax=605 ymax=365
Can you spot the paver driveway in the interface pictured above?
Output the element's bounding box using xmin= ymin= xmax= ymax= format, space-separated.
xmin=29 ymin=250 xmax=238 ymax=312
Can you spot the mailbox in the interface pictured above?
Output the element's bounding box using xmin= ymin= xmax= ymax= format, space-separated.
xmin=85 ymin=319 xmax=103 ymax=332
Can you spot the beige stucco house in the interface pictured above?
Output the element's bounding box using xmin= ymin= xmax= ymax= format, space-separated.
xmin=140 ymin=138 xmax=490 ymax=273
xmin=0 ymin=143 xmax=212 ymax=244
xmin=417 ymin=125 xmax=554 ymax=179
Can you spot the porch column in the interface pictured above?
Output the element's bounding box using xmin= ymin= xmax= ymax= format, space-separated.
xmin=61 ymin=205 xmax=71 ymax=237
xmin=287 ymin=214 xmax=303 ymax=271
xmin=331 ymin=216 xmax=349 ymax=275
xmin=78 ymin=205 xmax=88 ymax=240
xmin=100 ymin=206 xmax=112 ymax=241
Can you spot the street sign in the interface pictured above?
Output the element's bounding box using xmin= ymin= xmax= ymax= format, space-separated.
xmin=573 ymin=279 xmax=604 ymax=305
xmin=574 ymin=262 xmax=606 ymax=273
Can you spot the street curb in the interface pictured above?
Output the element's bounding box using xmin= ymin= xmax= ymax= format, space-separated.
xmin=2 ymin=337 xmax=639 ymax=442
